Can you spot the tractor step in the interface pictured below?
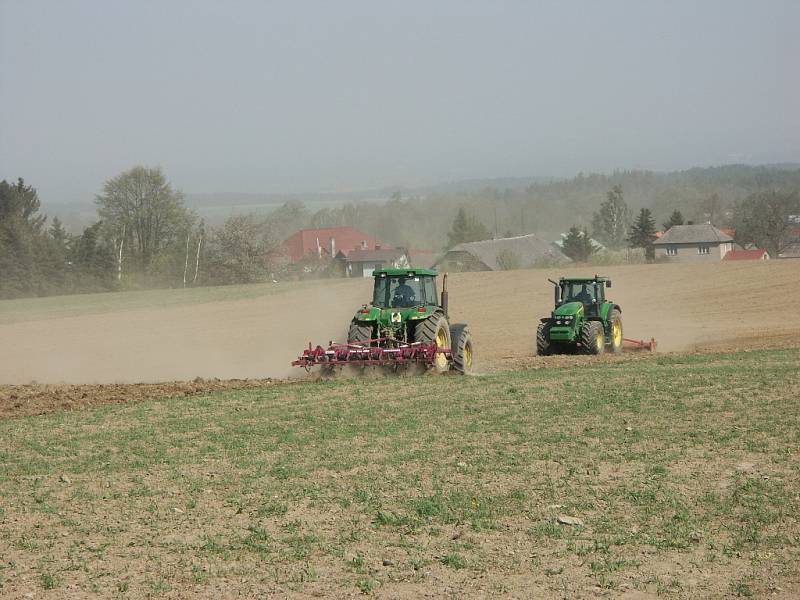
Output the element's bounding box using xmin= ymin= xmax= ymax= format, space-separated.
xmin=292 ymin=339 xmax=452 ymax=370
xmin=623 ymin=337 xmax=658 ymax=352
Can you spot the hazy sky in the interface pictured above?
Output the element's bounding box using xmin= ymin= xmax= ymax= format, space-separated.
xmin=1 ymin=1 xmax=798 ymax=203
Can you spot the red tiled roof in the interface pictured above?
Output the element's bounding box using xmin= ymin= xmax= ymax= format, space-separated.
xmin=723 ymin=249 xmax=769 ymax=261
xmin=283 ymin=227 xmax=379 ymax=262
xmin=720 ymin=227 xmax=736 ymax=238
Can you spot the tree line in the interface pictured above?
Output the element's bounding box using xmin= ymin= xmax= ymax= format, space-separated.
xmin=0 ymin=168 xmax=312 ymax=299
xmin=2 ymin=164 xmax=799 ymax=298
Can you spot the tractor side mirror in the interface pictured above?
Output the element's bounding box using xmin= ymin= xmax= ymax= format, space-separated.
xmin=606 ymin=280 xmax=612 ymax=288
xmin=547 ymin=279 xmax=561 ymax=305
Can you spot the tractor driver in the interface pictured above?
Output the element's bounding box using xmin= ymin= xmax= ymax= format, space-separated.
xmin=392 ymin=277 xmax=416 ymax=307
xmin=574 ymin=284 xmax=593 ymax=304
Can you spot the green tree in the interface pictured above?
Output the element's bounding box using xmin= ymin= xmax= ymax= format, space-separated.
xmin=628 ymin=208 xmax=658 ymax=261
xmin=662 ymin=210 xmax=684 ymax=231
xmin=70 ymin=221 xmax=116 ymax=290
xmin=0 ymin=178 xmax=48 ymax=298
xmin=703 ymin=193 xmax=723 ymax=225
xmin=95 ymin=166 xmax=194 ymax=275
xmin=446 ymin=207 xmax=490 ymax=248
xmin=591 ymin=185 xmax=631 ymax=249
xmin=205 ymin=214 xmax=285 ymax=284
xmin=268 ymin=201 xmax=310 ymax=235
xmin=732 ymin=190 xmax=800 ymax=257
xmin=49 ymin=217 xmax=69 ymax=246
xmin=561 ymin=226 xmax=597 ymax=262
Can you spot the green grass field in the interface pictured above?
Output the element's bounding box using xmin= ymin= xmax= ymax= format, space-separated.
xmin=1 ymin=348 xmax=799 ymax=598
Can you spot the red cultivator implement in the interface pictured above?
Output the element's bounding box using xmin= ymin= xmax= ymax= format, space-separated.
xmin=623 ymin=337 xmax=658 ymax=352
xmin=292 ymin=339 xmax=452 ymax=372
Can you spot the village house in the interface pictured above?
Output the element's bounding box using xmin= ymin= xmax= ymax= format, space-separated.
xmin=282 ymin=227 xmax=378 ymax=262
xmin=345 ymin=247 xmax=410 ymax=277
xmin=652 ymin=224 xmax=734 ymax=261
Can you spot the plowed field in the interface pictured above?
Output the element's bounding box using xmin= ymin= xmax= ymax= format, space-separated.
xmin=1 ymin=260 xmax=798 ymax=416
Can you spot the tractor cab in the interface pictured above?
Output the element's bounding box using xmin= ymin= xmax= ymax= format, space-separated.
xmin=558 ymin=277 xmax=610 ymax=316
xmin=561 ymin=280 xmax=604 ymax=305
xmin=372 ymin=269 xmax=439 ymax=309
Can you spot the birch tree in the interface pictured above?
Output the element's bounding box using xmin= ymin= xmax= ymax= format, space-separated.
xmin=592 ymin=185 xmax=631 ymax=249
xmin=96 ymin=166 xmax=193 ymax=274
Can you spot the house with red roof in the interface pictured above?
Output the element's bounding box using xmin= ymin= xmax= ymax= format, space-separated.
xmin=283 ymin=227 xmax=379 ymax=262
xmin=723 ymin=249 xmax=770 ymax=261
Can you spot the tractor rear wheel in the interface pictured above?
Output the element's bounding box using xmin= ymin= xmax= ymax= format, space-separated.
xmin=450 ymin=323 xmax=473 ymax=374
xmin=607 ymin=309 xmax=623 ymax=353
xmin=536 ymin=322 xmax=551 ymax=356
xmin=348 ymin=321 xmax=373 ymax=346
xmin=580 ymin=321 xmax=605 ymax=355
xmin=413 ymin=311 xmax=451 ymax=373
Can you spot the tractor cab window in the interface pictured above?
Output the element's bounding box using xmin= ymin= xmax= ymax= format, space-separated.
xmin=422 ymin=277 xmax=437 ymax=306
xmin=373 ymin=276 xmax=423 ymax=308
xmin=562 ymin=282 xmax=599 ymax=305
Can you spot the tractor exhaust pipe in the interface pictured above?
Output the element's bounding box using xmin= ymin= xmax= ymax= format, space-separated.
xmin=548 ymin=278 xmax=561 ymax=305
xmin=441 ymin=272 xmax=449 ymax=318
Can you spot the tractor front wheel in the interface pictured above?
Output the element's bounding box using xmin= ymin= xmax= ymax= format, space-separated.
xmin=414 ymin=312 xmax=451 ymax=373
xmin=536 ymin=322 xmax=551 ymax=356
xmin=348 ymin=321 xmax=373 ymax=345
xmin=450 ymin=323 xmax=474 ymax=374
xmin=580 ymin=321 xmax=605 ymax=355
xmin=607 ymin=309 xmax=623 ymax=353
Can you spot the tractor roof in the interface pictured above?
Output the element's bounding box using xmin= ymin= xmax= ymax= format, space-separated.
xmin=559 ymin=275 xmax=610 ymax=283
xmin=374 ymin=267 xmax=438 ymax=277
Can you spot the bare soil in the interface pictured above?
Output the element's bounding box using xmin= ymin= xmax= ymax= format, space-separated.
xmin=0 ymin=378 xmax=277 ymax=419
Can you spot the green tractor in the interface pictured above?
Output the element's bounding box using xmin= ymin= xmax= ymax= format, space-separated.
xmin=536 ymin=275 xmax=623 ymax=356
xmin=347 ymin=268 xmax=474 ymax=374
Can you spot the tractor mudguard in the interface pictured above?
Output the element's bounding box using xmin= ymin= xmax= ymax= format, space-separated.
xmin=599 ymin=303 xmax=622 ymax=321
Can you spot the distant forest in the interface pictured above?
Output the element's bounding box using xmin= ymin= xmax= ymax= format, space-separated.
xmin=2 ymin=164 xmax=799 ymax=299
xmin=299 ymin=164 xmax=800 ymax=249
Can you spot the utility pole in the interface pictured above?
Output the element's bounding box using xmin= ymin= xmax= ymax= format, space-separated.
xmin=116 ymin=223 xmax=125 ymax=282
xmin=183 ymin=232 xmax=190 ymax=288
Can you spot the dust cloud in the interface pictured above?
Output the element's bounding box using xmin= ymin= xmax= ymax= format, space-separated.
xmin=0 ymin=279 xmax=371 ymax=384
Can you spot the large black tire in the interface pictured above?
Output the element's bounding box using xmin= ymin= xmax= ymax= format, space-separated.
xmin=536 ymin=322 xmax=551 ymax=356
xmin=580 ymin=321 xmax=605 ymax=355
xmin=348 ymin=320 xmax=373 ymax=345
xmin=413 ymin=311 xmax=451 ymax=373
xmin=450 ymin=323 xmax=474 ymax=374
xmin=607 ymin=309 xmax=623 ymax=353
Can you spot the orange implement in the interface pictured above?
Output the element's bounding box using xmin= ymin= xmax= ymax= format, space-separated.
xmin=623 ymin=338 xmax=658 ymax=352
